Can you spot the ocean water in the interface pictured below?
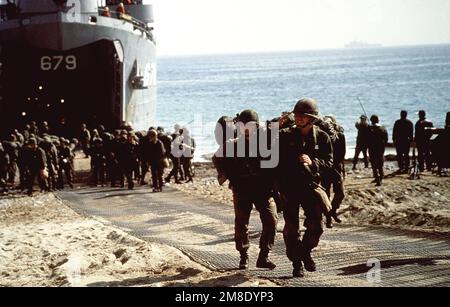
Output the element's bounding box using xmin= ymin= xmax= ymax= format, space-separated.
xmin=156 ymin=45 xmax=450 ymax=161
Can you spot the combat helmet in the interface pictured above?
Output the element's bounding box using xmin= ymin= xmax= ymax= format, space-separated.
xmin=293 ymin=98 xmax=320 ymax=120
xmin=237 ymin=109 xmax=259 ymax=124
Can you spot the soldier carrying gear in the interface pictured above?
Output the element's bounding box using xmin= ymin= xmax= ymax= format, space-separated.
xmin=353 ymin=115 xmax=370 ymax=170
xmin=57 ymin=139 xmax=74 ymax=189
xmin=90 ymin=138 xmax=107 ymax=187
xmin=0 ymin=143 xmax=9 ymax=193
xmin=24 ymin=138 xmax=47 ymax=196
xmin=121 ymin=133 xmax=139 ymax=190
xmin=434 ymin=112 xmax=450 ymax=176
xmin=319 ymin=115 xmax=346 ymax=228
xmin=41 ymin=137 xmax=59 ymax=191
xmin=393 ymin=111 xmax=414 ymax=173
xmin=214 ymin=116 xmax=236 ymax=186
xmin=415 ymin=110 xmax=434 ymax=172
xmin=3 ymin=134 xmax=19 ymax=187
xmin=165 ymin=125 xmax=184 ymax=184
xmin=147 ymin=129 xmax=166 ymax=192
xmin=213 ymin=109 xmax=278 ymax=271
xmin=368 ymin=115 xmax=388 ymax=186
xmin=180 ymin=127 xmax=196 ymax=183
xmin=277 ymin=98 xmax=333 ymax=278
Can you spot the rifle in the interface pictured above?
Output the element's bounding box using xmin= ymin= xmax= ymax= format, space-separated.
xmin=409 ymin=142 xmax=420 ymax=180
xmin=357 ymin=97 xmax=368 ymax=118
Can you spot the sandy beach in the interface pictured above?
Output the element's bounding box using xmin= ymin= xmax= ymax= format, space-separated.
xmin=1 ymin=158 xmax=448 ymax=287
xmin=0 ymin=193 xmax=277 ymax=287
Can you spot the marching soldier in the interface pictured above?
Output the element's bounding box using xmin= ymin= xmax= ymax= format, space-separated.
xmin=415 ymin=110 xmax=434 ymax=172
xmin=147 ymin=129 xmax=166 ymax=192
xmin=352 ymin=115 xmax=370 ymax=170
xmin=24 ymin=138 xmax=47 ymax=196
xmin=277 ymin=98 xmax=333 ymax=277
xmin=90 ymin=138 xmax=107 ymax=187
xmin=368 ymin=115 xmax=388 ymax=186
xmin=393 ymin=111 xmax=414 ymax=173
xmin=121 ymin=132 xmax=139 ymax=190
xmin=320 ymin=115 xmax=346 ymax=227
xmin=213 ymin=109 xmax=278 ymax=271
xmin=57 ymin=139 xmax=74 ymax=189
xmin=0 ymin=143 xmax=9 ymax=193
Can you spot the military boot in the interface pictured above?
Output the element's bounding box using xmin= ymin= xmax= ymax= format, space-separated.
xmin=239 ymin=252 xmax=249 ymax=270
xmin=330 ymin=209 xmax=342 ymax=224
xmin=303 ymin=250 xmax=316 ymax=272
xmin=256 ymin=250 xmax=276 ymax=270
xmin=325 ymin=215 xmax=333 ymax=229
xmin=292 ymin=261 xmax=304 ymax=278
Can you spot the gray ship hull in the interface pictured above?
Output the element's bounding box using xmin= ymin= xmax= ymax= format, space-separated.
xmin=0 ymin=9 xmax=156 ymax=136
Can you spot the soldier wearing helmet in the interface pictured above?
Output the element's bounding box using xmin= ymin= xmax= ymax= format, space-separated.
xmin=277 ymin=98 xmax=333 ymax=277
xmin=147 ymin=129 xmax=166 ymax=192
xmin=415 ymin=110 xmax=434 ymax=172
xmin=213 ymin=109 xmax=278 ymax=271
xmin=368 ymin=115 xmax=388 ymax=186
xmin=24 ymin=138 xmax=47 ymax=196
xmin=353 ymin=115 xmax=370 ymax=170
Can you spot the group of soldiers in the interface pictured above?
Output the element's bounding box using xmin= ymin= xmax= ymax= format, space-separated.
xmin=0 ymin=121 xmax=197 ymax=195
xmin=213 ymin=98 xmax=346 ymax=278
xmin=0 ymin=125 xmax=75 ymax=196
xmin=2 ymin=100 xmax=448 ymax=279
xmin=353 ymin=110 xmax=450 ymax=180
xmin=82 ymin=124 xmax=196 ymax=192
xmin=212 ymin=98 xmax=449 ymax=278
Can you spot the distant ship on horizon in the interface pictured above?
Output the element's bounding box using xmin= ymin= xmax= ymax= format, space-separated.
xmin=345 ymin=41 xmax=383 ymax=49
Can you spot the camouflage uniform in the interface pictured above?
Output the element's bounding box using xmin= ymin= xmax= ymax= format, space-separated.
xmin=278 ymin=125 xmax=333 ymax=265
xmin=213 ymin=110 xmax=278 ymax=270
xmin=368 ymin=116 xmax=388 ymax=186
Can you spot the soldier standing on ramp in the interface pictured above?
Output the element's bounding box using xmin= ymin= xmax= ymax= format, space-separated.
xmin=213 ymin=109 xmax=278 ymax=271
xmin=277 ymin=98 xmax=333 ymax=277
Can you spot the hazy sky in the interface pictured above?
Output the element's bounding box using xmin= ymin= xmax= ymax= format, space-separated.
xmin=148 ymin=0 xmax=450 ymax=56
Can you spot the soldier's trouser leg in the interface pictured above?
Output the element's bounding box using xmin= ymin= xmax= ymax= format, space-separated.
xmin=27 ymin=172 xmax=38 ymax=195
xmin=92 ymin=165 xmax=99 ymax=185
xmin=254 ymin=197 xmax=278 ymax=252
xmin=362 ymin=147 xmax=369 ymax=167
xmin=124 ymin=169 xmax=133 ymax=189
xmin=424 ymin=144 xmax=432 ymax=170
xmin=19 ymin=166 xmax=26 ymax=189
xmin=282 ymin=196 xmax=302 ymax=263
xmin=370 ymin=155 xmax=380 ymax=181
xmin=57 ymin=169 xmax=64 ymax=188
xmin=272 ymin=190 xmax=285 ymax=213
xmin=397 ymin=143 xmax=410 ymax=170
xmin=322 ymin=177 xmax=332 ymax=198
xmin=233 ymin=192 xmax=253 ymax=254
xmin=7 ymin=162 xmax=17 ymax=185
xmin=396 ymin=145 xmax=404 ymax=170
xmin=331 ymin=179 xmax=345 ymax=211
xmin=401 ymin=144 xmax=410 ymax=170
xmin=352 ymin=145 xmax=362 ymax=167
xmin=99 ymin=164 xmax=105 ymax=185
xmin=182 ymin=158 xmax=193 ymax=180
xmin=417 ymin=145 xmax=425 ymax=171
xmin=151 ymin=165 xmax=163 ymax=190
xmin=0 ymin=169 xmax=7 ymax=190
xmin=64 ymin=165 xmax=73 ymax=187
xmin=301 ymin=197 xmax=324 ymax=253
xmin=157 ymin=166 xmax=164 ymax=189
xmin=140 ymin=161 xmax=149 ymax=183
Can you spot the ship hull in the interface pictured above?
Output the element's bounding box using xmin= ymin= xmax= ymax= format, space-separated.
xmin=0 ymin=13 xmax=156 ymax=137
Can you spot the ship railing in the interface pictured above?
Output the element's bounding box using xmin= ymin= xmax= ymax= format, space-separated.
xmin=98 ymin=7 xmax=153 ymax=40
